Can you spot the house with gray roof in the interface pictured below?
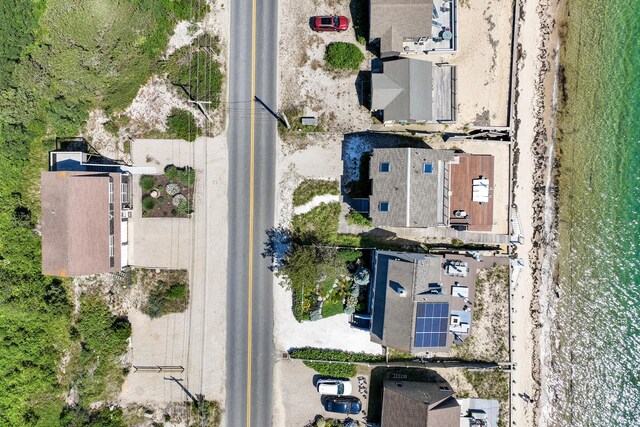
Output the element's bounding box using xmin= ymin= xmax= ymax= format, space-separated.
xmin=370 ymin=251 xmax=455 ymax=353
xmin=369 ymin=251 xmax=479 ymax=354
xmin=381 ymin=380 xmax=460 ymax=427
xmin=369 ymin=147 xmax=455 ymax=228
xmin=371 ymin=57 xmax=457 ymax=124
xmin=369 ymin=0 xmax=458 ymax=58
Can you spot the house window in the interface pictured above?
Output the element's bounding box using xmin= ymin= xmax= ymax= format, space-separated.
xmin=379 ymin=201 xmax=390 ymax=212
xmin=379 ymin=162 xmax=391 ymax=172
xmin=423 ymin=162 xmax=433 ymax=174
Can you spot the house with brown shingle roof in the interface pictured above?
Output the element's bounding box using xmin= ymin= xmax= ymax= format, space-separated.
xmin=381 ymin=380 xmax=460 ymax=427
xmin=41 ymin=171 xmax=127 ymax=277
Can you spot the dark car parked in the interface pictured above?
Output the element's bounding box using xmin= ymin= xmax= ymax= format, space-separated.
xmin=323 ymin=395 xmax=362 ymax=414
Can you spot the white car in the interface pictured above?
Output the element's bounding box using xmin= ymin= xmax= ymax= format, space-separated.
xmin=316 ymin=379 xmax=352 ymax=396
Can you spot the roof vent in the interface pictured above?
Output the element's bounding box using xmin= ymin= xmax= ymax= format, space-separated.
xmin=395 ymin=285 xmax=407 ymax=297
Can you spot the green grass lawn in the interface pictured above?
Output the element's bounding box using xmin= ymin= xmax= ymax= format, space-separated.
xmin=321 ymin=299 xmax=345 ymax=318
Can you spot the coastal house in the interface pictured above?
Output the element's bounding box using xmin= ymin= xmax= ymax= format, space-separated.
xmin=369 ymin=251 xmax=478 ymax=354
xmin=381 ymin=380 xmax=460 ymax=427
xmin=368 ymin=147 xmax=495 ymax=231
xmin=369 ymin=0 xmax=457 ymax=58
xmin=371 ymin=57 xmax=457 ymax=124
xmin=41 ymin=139 xmax=138 ymax=277
xmin=381 ymin=379 xmax=500 ymax=427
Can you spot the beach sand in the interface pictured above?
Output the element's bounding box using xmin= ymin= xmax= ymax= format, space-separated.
xmin=511 ymin=0 xmax=563 ymax=426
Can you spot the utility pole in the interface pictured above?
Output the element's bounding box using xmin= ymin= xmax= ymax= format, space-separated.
xmin=164 ymin=376 xmax=207 ymax=427
xmin=187 ymin=99 xmax=214 ymax=123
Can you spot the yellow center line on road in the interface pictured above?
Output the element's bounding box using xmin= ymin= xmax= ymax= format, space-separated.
xmin=246 ymin=0 xmax=258 ymax=424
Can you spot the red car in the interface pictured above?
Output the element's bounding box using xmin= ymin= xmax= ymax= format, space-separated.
xmin=311 ymin=15 xmax=349 ymax=32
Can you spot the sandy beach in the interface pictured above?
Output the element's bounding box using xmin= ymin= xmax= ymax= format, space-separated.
xmin=511 ymin=0 xmax=563 ymax=426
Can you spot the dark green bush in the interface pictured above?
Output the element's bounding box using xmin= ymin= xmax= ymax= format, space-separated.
xmin=176 ymin=199 xmax=192 ymax=215
xmin=176 ymin=167 xmax=195 ymax=186
xmin=324 ymin=42 xmax=364 ymax=70
xmin=142 ymin=195 xmax=156 ymax=210
xmin=346 ymin=210 xmax=372 ymax=226
xmin=289 ymin=347 xmax=385 ymax=363
xmin=140 ymin=175 xmax=155 ymax=192
xmin=165 ymin=165 xmax=178 ymax=181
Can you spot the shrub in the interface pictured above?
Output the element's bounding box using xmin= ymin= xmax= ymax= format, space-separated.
xmin=143 ymin=282 xmax=189 ymax=318
xmin=140 ymin=175 xmax=155 ymax=192
xmin=452 ymin=238 xmax=465 ymax=247
xmin=353 ymin=267 xmax=370 ymax=286
xmin=324 ymin=42 xmax=364 ymax=70
xmin=142 ymin=195 xmax=156 ymax=210
xmin=289 ymin=347 xmax=384 ymax=363
xmin=357 ymin=35 xmax=366 ymax=45
xmin=346 ymin=210 xmax=372 ymax=227
xmin=176 ymin=199 xmax=192 ymax=215
xmin=165 ymin=165 xmax=178 ymax=181
xmin=303 ymin=361 xmax=357 ymax=378
xmin=176 ymin=167 xmax=195 ymax=186
xmin=166 ymin=108 xmax=197 ymax=142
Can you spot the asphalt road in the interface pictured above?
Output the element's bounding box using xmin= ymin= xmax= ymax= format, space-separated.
xmin=225 ymin=0 xmax=278 ymax=425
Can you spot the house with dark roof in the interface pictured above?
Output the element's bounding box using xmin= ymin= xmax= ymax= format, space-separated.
xmin=381 ymin=380 xmax=460 ymax=427
xmin=368 ymin=147 xmax=496 ymax=231
xmin=369 ymin=251 xmax=479 ymax=354
xmin=369 ymin=0 xmax=457 ymax=58
xmin=371 ymin=57 xmax=456 ymax=124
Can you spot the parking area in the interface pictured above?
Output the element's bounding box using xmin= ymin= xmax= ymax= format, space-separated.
xmin=274 ymin=360 xmax=370 ymax=426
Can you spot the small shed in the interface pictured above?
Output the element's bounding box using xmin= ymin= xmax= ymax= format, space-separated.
xmin=300 ymin=116 xmax=318 ymax=126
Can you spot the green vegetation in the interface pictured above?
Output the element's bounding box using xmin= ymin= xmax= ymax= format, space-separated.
xmin=290 ymin=347 xmax=386 ymax=363
xmin=166 ymin=38 xmax=223 ymax=108
xmin=140 ymin=175 xmax=156 ymax=192
xmin=452 ymin=238 xmax=465 ymax=247
xmin=166 ymin=108 xmax=198 ymax=142
xmin=140 ymin=167 xmax=195 ymax=217
xmin=73 ymin=296 xmax=131 ymax=405
xmin=144 ymin=282 xmax=189 ymax=318
xmin=59 ymin=406 xmax=126 ymax=427
xmin=303 ymin=361 xmax=357 ymax=378
xmin=277 ymin=106 xmax=322 ymax=139
xmin=324 ymin=42 xmax=364 ymax=70
xmin=293 ymin=179 xmax=340 ymax=207
xmin=187 ymin=400 xmax=222 ymax=427
xmin=0 ymin=1 xmax=208 ymax=423
xmin=345 ymin=210 xmax=372 ymax=227
xmin=464 ymin=370 xmax=510 ymax=427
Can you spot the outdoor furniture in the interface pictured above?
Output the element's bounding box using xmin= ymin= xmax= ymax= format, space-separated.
xmin=442 ymin=30 xmax=453 ymax=41
xmin=472 ymin=178 xmax=490 ymax=203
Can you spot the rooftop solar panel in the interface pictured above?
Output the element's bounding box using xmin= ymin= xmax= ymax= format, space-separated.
xmin=414 ymin=302 xmax=449 ymax=348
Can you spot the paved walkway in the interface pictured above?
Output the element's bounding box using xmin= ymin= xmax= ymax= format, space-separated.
xmin=385 ymin=226 xmax=511 ymax=245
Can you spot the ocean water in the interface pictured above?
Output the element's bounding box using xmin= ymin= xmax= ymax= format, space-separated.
xmin=549 ymin=0 xmax=640 ymax=425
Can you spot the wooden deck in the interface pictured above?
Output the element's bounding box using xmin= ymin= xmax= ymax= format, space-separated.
xmin=432 ymin=65 xmax=455 ymax=122
xmin=448 ymin=154 xmax=494 ymax=231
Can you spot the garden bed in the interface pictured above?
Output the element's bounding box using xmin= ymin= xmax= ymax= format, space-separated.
xmin=139 ymin=165 xmax=195 ymax=218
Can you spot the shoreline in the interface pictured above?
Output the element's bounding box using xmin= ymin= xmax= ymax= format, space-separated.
xmin=511 ymin=0 xmax=564 ymax=426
